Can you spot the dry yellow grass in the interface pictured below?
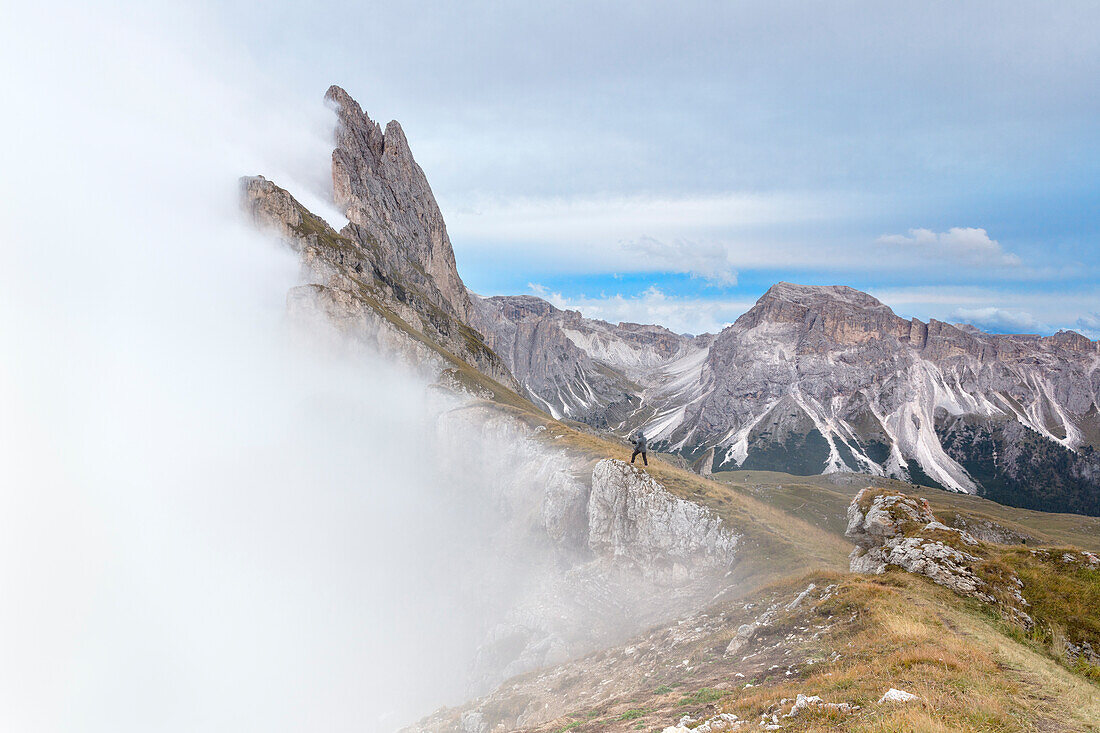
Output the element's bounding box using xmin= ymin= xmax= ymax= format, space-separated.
xmin=710 ymin=468 xmax=1100 ymax=554
xmin=713 ymin=573 xmax=1100 ymax=732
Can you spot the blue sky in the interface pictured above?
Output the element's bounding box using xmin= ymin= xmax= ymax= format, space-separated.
xmin=70 ymin=1 xmax=1100 ymax=335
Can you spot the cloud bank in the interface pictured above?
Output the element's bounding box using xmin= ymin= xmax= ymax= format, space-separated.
xmin=529 ymin=284 xmax=752 ymax=335
xmin=877 ymin=227 xmax=1022 ymax=267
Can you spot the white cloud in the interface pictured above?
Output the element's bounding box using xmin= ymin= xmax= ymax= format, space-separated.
xmin=448 ymin=191 xmax=845 ymax=243
xmin=1076 ymin=313 xmax=1100 ymax=339
xmin=951 ymin=307 xmax=1045 ymax=333
xmin=622 ymin=236 xmax=737 ymax=284
xmin=877 ymin=227 xmax=1022 ymax=267
xmin=1077 ymin=313 xmax=1100 ymax=329
xmin=442 ymin=191 xmax=873 ymax=278
xmin=529 ymin=284 xmax=752 ymax=335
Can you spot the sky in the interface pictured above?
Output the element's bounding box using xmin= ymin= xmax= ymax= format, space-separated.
xmin=197 ymin=0 xmax=1100 ymax=336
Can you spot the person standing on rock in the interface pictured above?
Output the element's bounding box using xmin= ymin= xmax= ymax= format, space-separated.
xmin=630 ymin=430 xmax=648 ymax=466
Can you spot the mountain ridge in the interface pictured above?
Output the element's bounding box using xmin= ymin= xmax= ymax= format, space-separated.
xmin=243 ymin=85 xmax=1100 ymax=517
xmin=239 ymin=85 xmax=1100 ymax=730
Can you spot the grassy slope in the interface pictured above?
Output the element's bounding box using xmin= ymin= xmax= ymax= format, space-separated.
xmin=722 ymin=573 xmax=1100 ymax=732
xmin=709 ymin=469 xmax=1100 ymax=553
xmin=511 ymin=572 xmax=1100 ymax=733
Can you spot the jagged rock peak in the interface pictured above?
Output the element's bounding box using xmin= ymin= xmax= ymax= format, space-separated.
xmin=324 ymin=84 xmax=472 ymax=321
xmin=325 ymin=85 xmax=382 ymax=158
xmin=325 ymin=84 xmax=416 ymax=186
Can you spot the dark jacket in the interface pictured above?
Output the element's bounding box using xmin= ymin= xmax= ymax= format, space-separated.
xmin=631 ymin=432 xmax=647 ymax=451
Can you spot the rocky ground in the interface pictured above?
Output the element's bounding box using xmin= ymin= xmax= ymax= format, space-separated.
xmin=412 ymin=568 xmax=1100 ymax=732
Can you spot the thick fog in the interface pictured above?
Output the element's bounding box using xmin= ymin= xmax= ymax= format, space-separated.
xmin=0 ymin=4 xmax=552 ymax=731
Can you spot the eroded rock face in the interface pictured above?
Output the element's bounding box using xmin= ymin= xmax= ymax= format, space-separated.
xmin=687 ymin=284 xmax=1100 ymax=495
xmin=467 ymin=294 xmax=706 ymax=426
xmin=588 ymin=460 xmax=739 ymax=583
xmin=327 ymin=85 xmax=472 ymax=323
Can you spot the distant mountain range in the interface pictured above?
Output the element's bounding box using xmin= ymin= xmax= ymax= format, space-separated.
xmin=243 ymin=86 xmax=1100 ymax=517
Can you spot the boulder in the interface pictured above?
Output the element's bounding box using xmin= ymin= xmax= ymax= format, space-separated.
xmin=879 ymin=688 xmax=919 ymax=704
xmin=845 ymin=489 xmax=994 ymax=603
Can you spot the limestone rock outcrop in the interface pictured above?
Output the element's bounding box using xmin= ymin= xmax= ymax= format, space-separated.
xmin=326 ymin=85 xmax=473 ymax=323
xmin=588 ymin=459 xmax=739 ymax=582
xmin=845 ymin=488 xmax=992 ymax=600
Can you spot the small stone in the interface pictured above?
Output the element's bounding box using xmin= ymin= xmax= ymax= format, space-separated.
xmin=879 ymin=688 xmax=919 ymax=704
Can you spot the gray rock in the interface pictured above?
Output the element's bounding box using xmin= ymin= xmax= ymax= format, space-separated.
xmin=327 ymin=85 xmax=472 ymax=323
xmin=588 ymin=459 xmax=739 ymax=583
xmin=241 ymin=96 xmax=518 ymax=389
xmin=878 ymin=688 xmax=919 ymax=704
xmin=844 ymin=489 xmax=1024 ymax=607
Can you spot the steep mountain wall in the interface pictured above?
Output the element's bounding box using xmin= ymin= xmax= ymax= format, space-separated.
xmin=240 ymin=174 xmax=517 ymax=390
xmin=327 ymin=85 xmax=473 ymax=323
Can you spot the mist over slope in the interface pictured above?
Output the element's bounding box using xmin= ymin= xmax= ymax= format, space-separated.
xmin=0 ymin=6 xmax=691 ymax=731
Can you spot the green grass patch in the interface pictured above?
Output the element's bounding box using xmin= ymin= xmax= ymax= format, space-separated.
xmin=676 ymin=688 xmax=727 ymax=706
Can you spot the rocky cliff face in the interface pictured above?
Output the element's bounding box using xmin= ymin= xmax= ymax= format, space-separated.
xmin=240 ymin=90 xmax=516 ymax=390
xmin=588 ymin=460 xmax=738 ymax=581
xmin=326 ymin=85 xmax=473 ymax=323
xmin=677 ymin=284 xmax=1100 ymax=508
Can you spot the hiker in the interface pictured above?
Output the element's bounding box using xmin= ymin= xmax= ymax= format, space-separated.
xmin=630 ymin=430 xmax=648 ymax=466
